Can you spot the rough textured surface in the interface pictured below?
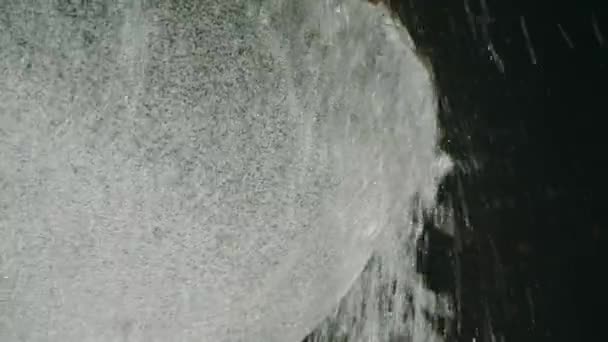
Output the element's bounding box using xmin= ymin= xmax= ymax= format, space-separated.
xmin=0 ymin=1 xmax=445 ymax=341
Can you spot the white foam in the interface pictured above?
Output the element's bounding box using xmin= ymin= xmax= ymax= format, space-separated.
xmin=0 ymin=0 xmax=448 ymax=341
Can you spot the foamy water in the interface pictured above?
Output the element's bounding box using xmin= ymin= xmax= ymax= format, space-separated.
xmin=0 ymin=1 xmax=450 ymax=341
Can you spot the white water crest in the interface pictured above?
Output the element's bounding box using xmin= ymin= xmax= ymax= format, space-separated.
xmin=0 ymin=0 xmax=450 ymax=341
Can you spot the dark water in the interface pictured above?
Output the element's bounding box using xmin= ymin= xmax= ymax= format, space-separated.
xmin=393 ymin=0 xmax=606 ymax=340
xmin=308 ymin=0 xmax=606 ymax=340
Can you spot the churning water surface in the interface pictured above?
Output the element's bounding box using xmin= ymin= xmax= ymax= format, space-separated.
xmin=0 ymin=1 xmax=451 ymax=341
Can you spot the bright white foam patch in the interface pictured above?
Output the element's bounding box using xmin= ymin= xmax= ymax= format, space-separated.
xmin=0 ymin=0 xmax=449 ymax=341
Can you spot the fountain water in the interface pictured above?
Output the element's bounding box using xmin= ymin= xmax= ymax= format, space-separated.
xmin=0 ymin=0 xmax=450 ymax=341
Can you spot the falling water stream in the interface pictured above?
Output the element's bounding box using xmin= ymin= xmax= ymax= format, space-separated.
xmin=1 ymin=0 xmax=450 ymax=341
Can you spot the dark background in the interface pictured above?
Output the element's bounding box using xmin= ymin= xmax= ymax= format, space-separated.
xmin=390 ymin=0 xmax=607 ymax=340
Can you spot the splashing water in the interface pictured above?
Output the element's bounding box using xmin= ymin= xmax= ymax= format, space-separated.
xmin=0 ymin=1 xmax=450 ymax=341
